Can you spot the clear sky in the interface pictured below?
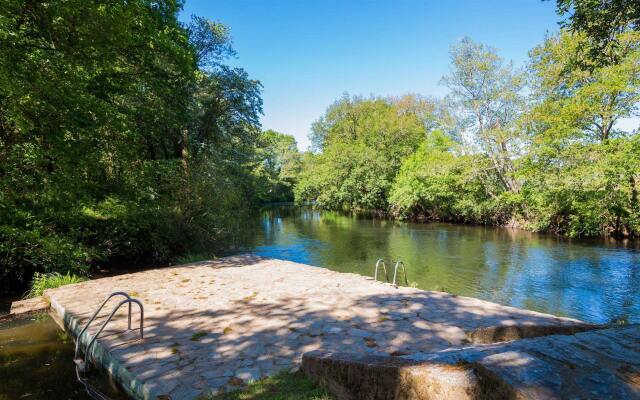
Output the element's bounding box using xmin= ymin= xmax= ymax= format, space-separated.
xmin=179 ymin=1 xmax=562 ymax=150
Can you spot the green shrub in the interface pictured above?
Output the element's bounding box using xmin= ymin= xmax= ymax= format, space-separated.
xmin=0 ymin=220 xmax=93 ymax=293
xmin=25 ymin=272 xmax=87 ymax=298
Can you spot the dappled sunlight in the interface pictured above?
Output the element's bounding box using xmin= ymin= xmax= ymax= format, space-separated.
xmin=45 ymin=255 xmax=594 ymax=398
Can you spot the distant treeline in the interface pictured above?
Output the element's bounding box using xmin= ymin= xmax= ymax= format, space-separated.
xmin=295 ymin=1 xmax=640 ymax=239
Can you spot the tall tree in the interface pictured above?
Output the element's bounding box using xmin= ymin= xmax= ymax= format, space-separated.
xmin=0 ymin=0 xmax=263 ymax=291
xmin=523 ymin=28 xmax=640 ymax=237
xmin=442 ymin=38 xmax=526 ymax=193
xmin=254 ymin=130 xmax=301 ymax=202
xmin=296 ymin=95 xmax=432 ymax=210
xmin=529 ymin=30 xmax=640 ymax=143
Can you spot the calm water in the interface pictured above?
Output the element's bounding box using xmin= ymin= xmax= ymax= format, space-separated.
xmin=0 ymin=314 xmax=125 ymax=400
xmin=242 ymin=205 xmax=640 ymax=325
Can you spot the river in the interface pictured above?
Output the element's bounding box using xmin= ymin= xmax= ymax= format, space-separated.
xmin=242 ymin=205 xmax=640 ymax=325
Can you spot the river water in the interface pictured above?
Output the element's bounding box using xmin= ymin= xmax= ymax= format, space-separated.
xmin=243 ymin=205 xmax=640 ymax=325
xmin=0 ymin=314 xmax=125 ymax=400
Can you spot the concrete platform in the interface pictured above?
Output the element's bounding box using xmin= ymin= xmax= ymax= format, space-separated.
xmin=44 ymin=255 xmax=593 ymax=399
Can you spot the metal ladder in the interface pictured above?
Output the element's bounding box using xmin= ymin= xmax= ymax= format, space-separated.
xmin=374 ymin=258 xmax=389 ymax=282
xmin=74 ymin=292 xmax=144 ymax=400
xmin=373 ymin=258 xmax=408 ymax=286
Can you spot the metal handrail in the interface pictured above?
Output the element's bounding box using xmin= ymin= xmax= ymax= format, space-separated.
xmin=85 ymin=298 xmax=144 ymax=360
xmin=73 ymin=293 xmax=144 ymax=400
xmin=374 ymin=258 xmax=388 ymax=282
xmin=74 ymin=292 xmax=132 ymax=359
xmin=392 ymin=260 xmax=408 ymax=286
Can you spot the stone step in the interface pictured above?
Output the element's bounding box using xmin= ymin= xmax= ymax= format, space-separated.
xmin=302 ymin=324 xmax=640 ymax=400
xmin=8 ymin=296 xmax=49 ymax=316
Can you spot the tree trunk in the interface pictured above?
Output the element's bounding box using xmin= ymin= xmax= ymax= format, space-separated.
xmin=181 ymin=128 xmax=189 ymax=177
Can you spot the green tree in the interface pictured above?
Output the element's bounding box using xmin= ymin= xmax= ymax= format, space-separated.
xmin=442 ymin=38 xmax=527 ymax=194
xmin=529 ymin=30 xmax=640 ymax=142
xmin=254 ymin=130 xmax=301 ymax=202
xmin=389 ymin=130 xmax=515 ymax=225
xmin=0 ymin=1 xmax=263 ymax=292
xmin=389 ymin=131 xmax=462 ymax=219
xmin=519 ymin=136 xmax=640 ymax=236
xmin=521 ymin=28 xmax=640 ymax=236
xmin=296 ymin=95 xmax=433 ymax=210
xmin=556 ymin=0 xmax=640 ymax=65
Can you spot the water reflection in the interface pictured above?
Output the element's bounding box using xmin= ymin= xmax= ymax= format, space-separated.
xmin=241 ymin=205 xmax=640 ymax=324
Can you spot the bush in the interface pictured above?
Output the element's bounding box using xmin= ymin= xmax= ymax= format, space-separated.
xmin=0 ymin=222 xmax=93 ymax=294
xmin=24 ymin=272 xmax=87 ymax=298
xmin=389 ymin=131 xmax=514 ymax=225
xmin=519 ymin=137 xmax=640 ymax=237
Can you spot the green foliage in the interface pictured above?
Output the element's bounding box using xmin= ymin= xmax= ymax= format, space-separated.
xmin=299 ymin=33 xmax=640 ymax=239
xmin=556 ymin=0 xmax=640 ymax=65
xmin=520 ymin=135 xmax=640 ymax=237
xmin=25 ymin=272 xmax=87 ymax=298
xmin=389 ymin=131 xmax=463 ymax=219
xmin=388 ymin=130 xmax=514 ymax=224
xmin=529 ymin=30 xmax=640 ymax=142
xmin=295 ymin=94 xmax=433 ymax=210
xmin=522 ymin=28 xmax=640 ymax=236
xmin=0 ymin=1 xmax=263 ymax=292
xmin=253 ymin=130 xmax=301 ymax=202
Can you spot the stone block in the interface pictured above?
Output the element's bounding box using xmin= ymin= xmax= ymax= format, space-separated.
xmin=301 ymin=351 xmax=494 ymax=400
xmin=467 ymin=323 xmax=599 ymax=344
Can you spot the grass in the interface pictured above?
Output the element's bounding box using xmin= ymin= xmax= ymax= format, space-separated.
xmin=190 ymin=331 xmax=208 ymax=341
xmin=174 ymin=253 xmax=217 ymax=265
xmin=212 ymin=371 xmax=334 ymax=400
xmin=24 ymin=272 xmax=87 ymax=298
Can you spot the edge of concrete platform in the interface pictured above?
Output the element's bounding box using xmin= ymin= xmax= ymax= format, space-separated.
xmin=46 ymin=292 xmax=153 ymax=400
xmin=465 ymin=322 xmax=602 ymax=344
xmin=8 ymin=296 xmax=50 ymax=316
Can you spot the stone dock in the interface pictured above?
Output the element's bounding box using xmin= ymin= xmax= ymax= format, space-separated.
xmin=33 ymin=255 xmax=636 ymax=399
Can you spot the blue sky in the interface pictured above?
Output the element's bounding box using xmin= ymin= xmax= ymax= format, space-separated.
xmin=180 ymin=1 xmax=562 ymax=150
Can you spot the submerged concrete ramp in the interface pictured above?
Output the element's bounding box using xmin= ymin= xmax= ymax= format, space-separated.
xmin=45 ymin=255 xmax=593 ymax=399
xmin=303 ymin=324 xmax=640 ymax=399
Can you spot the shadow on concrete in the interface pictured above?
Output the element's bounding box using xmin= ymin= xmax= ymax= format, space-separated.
xmin=52 ymin=256 xmax=632 ymax=399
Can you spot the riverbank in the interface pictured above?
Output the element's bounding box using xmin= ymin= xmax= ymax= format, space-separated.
xmin=36 ymin=255 xmax=596 ymax=399
xmin=305 ymin=204 xmax=640 ymax=243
